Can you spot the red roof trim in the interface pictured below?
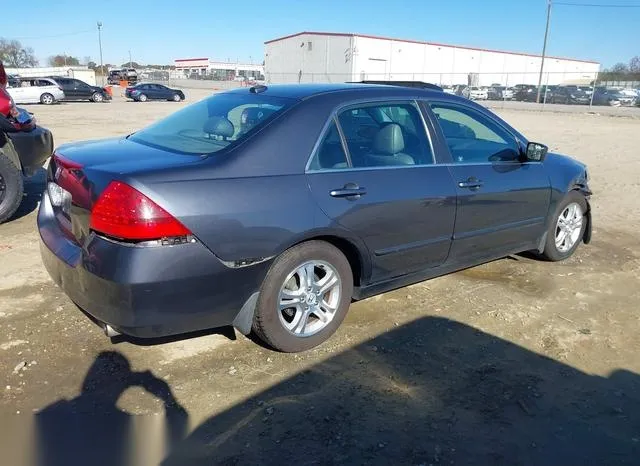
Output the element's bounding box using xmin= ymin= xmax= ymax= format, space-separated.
xmin=264 ymin=32 xmax=599 ymax=65
xmin=174 ymin=58 xmax=209 ymax=62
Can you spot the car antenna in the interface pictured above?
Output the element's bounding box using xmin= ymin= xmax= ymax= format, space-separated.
xmin=249 ymin=85 xmax=267 ymax=94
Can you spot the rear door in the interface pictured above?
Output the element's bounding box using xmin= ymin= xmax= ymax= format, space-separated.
xmin=424 ymin=100 xmax=550 ymax=262
xmin=306 ymin=100 xmax=457 ymax=283
xmin=56 ymin=78 xmax=76 ymax=99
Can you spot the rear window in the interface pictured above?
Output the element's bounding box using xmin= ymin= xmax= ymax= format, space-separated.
xmin=129 ymin=93 xmax=294 ymax=155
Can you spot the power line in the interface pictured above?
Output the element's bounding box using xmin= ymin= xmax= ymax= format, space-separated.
xmin=555 ymin=2 xmax=640 ymax=7
xmin=10 ymin=30 xmax=94 ymax=40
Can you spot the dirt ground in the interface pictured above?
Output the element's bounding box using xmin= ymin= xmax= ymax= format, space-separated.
xmin=1 ymin=89 xmax=639 ymax=465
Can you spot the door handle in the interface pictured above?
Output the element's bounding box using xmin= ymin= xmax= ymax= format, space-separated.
xmin=458 ymin=178 xmax=483 ymax=189
xmin=330 ymin=183 xmax=367 ymax=199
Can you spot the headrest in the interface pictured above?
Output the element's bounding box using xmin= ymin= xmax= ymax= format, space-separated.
xmin=203 ymin=116 xmax=234 ymax=138
xmin=373 ymin=123 xmax=405 ymax=155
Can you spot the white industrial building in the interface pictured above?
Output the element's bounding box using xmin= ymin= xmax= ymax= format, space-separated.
xmin=173 ymin=58 xmax=264 ymax=80
xmin=264 ymin=32 xmax=600 ymax=86
xmin=5 ymin=66 xmax=97 ymax=86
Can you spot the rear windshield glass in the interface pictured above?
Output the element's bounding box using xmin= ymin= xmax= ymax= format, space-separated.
xmin=129 ymin=93 xmax=294 ymax=155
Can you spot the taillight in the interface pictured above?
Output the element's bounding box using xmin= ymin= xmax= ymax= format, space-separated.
xmin=53 ymin=152 xmax=92 ymax=209
xmin=90 ymin=181 xmax=191 ymax=241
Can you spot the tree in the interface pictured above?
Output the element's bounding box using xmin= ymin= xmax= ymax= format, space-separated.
xmin=48 ymin=55 xmax=81 ymax=67
xmin=121 ymin=62 xmax=141 ymax=69
xmin=609 ymin=62 xmax=629 ymax=74
xmin=629 ymin=56 xmax=640 ymax=73
xmin=87 ymin=61 xmax=97 ymax=70
xmin=0 ymin=38 xmax=38 ymax=67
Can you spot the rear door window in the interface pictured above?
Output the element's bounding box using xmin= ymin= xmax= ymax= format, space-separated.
xmin=129 ymin=93 xmax=294 ymax=155
xmin=336 ymin=102 xmax=433 ymax=167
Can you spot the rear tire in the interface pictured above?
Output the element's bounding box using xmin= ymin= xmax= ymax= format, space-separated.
xmin=138 ymin=94 xmax=148 ymax=102
xmin=252 ymin=240 xmax=354 ymax=352
xmin=540 ymin=191 xmax=587 ymax=262
xmin=40 ymin=93 xmax=54 ymax=105
xmin=0 ymin=155 xmax=24 ymax=224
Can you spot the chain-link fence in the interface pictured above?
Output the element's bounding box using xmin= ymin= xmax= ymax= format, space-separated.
xmin=127 ymin=69 xmax=640 ymax=113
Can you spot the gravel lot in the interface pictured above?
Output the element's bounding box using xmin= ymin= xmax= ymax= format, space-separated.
xmin=1 ymin=88 xmax=639 ymax=465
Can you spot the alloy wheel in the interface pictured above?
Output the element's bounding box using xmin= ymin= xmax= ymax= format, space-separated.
xmin=277 ymin=260 xmax=342 ymax=337
xmin=555 ymin=202 xmax=583 ymax=253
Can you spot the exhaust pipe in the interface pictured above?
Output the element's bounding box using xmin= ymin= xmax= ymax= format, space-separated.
xmin=103 ymin=324 xmax=121 ymax=338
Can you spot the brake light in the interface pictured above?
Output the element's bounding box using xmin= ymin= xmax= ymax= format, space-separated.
xmin=90 ymin=181 xmax=191 ymax=241
xmin=53 ymin=152 xmax=92 ymax=209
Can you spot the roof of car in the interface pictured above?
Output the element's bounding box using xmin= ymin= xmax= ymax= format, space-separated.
xmin=226 ymin=83 xmax=445 ymax=100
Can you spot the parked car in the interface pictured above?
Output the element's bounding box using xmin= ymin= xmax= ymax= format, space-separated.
xmin=125 ymin=83 xmax=185 ymax=102
xmin=487 ymin=86 xmax=514 ymax=100
xmin=591 ymin=87 xmax=622 ymax=106
xmin=48 ymin=77 xmax=111 ymax=103
xmin=108 ymin=68 xmax=138 ymax=85
xmin=608 ymin=88 xmax=636 ymax=106
xmin=548 ymin=86 xmax=590 ymax=105
xmin=468 ymin=87 xmax=488 ymax=100
xmin=38 ymin=83 xmax=592 ymax=352
xmin=6 ymin=77 xmax=65 ymax=105
xmin=1 ymin=107 xmax=54 ymax=223
xmin=514 ymin=85 xmax=553 ymax=103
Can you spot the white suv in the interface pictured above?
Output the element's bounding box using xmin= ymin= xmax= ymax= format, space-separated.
xmin=6 ymin=77 xmax=65 ymax=105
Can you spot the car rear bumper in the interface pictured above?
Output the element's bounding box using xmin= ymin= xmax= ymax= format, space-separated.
xmin=37 ymin=192 xmax=270 ymax=338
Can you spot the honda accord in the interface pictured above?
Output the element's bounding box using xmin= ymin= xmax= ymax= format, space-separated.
xmin=38 ymin=83 xmax=592 ymax=352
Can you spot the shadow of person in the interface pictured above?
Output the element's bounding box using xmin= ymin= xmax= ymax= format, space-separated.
xmin=36 ymin=351 xmax=188 ymax=466
xmin=163 ymin=316 xmax=640 ymax=466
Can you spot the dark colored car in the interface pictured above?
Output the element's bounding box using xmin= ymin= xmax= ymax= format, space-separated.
xmin=125 ymin=83 xmax=185 ymax=102
xmin=48 ymin=77 xmax=111 ymax=103
xmin=590 ymin=87 xmax=622 ymax=106
xmin=356 ymin=80 xmax=443 ymax=91
xmin=38 ymin=83 xmax=592 ymax=352
xmin=515 ymin=85 xmax=555 ymax=103
xmin=549 ymin=86 xmax=590 ymax=105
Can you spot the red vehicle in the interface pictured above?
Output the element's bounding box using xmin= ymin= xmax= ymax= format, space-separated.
xmin=0 ymin=60 xmax=54 ymax=223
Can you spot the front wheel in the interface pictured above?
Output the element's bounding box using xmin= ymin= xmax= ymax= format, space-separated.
xmin=540 ymin=191 xmax=587 ymax=261
xmin=252 ymin=241 xmax=354 ymax=352
xmin=40 ymin=93 xmax=55 ymax=105
xmin=172 ymin=93 xmax=181 ymax=102
xmin=0 ymin=155 xmax=24 ymax=224
xmin=92 ymin=92 xmax=104 ymax=103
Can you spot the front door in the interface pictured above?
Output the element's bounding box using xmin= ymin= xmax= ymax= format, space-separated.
xmin=426 ymin=101 xmax=551 ymax=262
xmin=306 ymin=100 xmax=457 ymax=282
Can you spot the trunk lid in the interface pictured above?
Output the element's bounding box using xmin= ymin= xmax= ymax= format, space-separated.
xmin=49 ymin=136 xmax=202 ymax=245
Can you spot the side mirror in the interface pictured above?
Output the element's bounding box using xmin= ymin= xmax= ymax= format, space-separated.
xmin=525 ymin=142 xmax=548 ymax=162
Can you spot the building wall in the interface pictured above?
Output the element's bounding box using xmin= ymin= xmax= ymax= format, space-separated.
xmin=265 ymin=34 xmax=600 ymax=86
xmin=352 ymin=36 xmax=600 ymax=86
xmin=265 ymin=34 xmax=353 ymax=83
xmin=6 ymin=67 xmax=97 ymax=86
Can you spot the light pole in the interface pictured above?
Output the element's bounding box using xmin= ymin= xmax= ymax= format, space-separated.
xmin=536 ymin=0 xmax=552 ymax=104
xmin=128 ymin=50 xmax=132 ymax=68
xmin=97 ymin=21 xmax=104 ymax=86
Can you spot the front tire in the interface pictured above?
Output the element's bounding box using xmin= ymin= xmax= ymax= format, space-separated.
xmin=92 ymin=92 xmax=104 ymax=103
xmin=252 ymin=241 xmax=354 ymax=352
xmin=0 ymin=155 xmax=24 ymax=224
xmin=172 ymin=93 xmax=181 ymax=102
xmin=40 ymin=93 xmax=54 ymax=105
xmin=540 ymin=191 xmax=587 ymax=261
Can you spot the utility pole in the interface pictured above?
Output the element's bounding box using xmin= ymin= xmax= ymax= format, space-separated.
xmin=536 ymin=0 xmax=552 ymax=104
xmin=97 ymin=21 xmax=104 ymax=86
xmin=129 ymin=50 xmax=133 ymax=68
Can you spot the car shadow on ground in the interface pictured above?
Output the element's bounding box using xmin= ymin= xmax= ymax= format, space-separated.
xmin=35 ymin=316 xmax=640 ymax=466
xmin=162 ymin=316 xmax=640 ymax=465
xmin=10 ymin=167 xmax=46 ymax=221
